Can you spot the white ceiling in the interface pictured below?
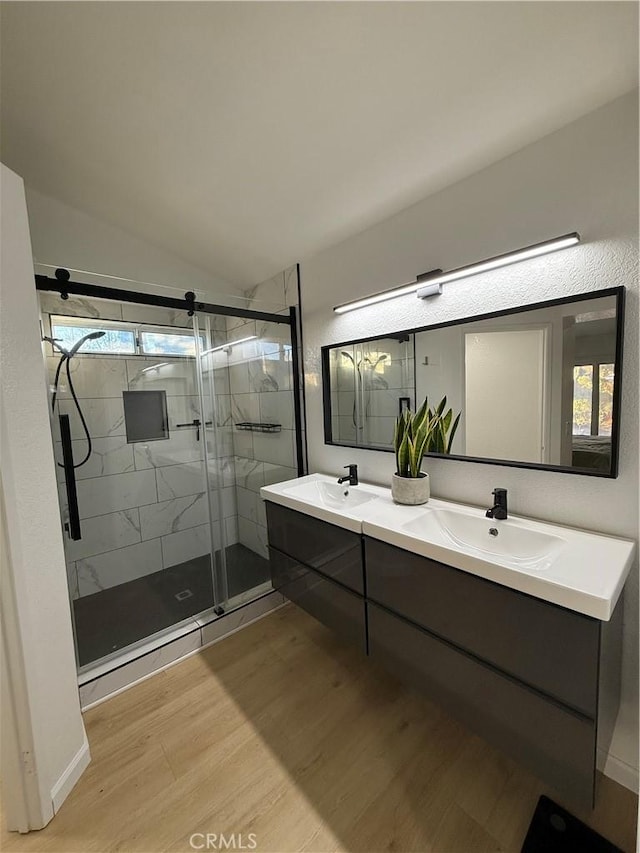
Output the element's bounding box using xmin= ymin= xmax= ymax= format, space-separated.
xmin=1 ymin=2 xmax=638 ymax=289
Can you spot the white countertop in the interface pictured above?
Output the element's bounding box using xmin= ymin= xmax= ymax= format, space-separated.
xmin=260 ymin=473 xmax=390 ymax=532
xmin=260 ymin=473 xmax=635 ymax=621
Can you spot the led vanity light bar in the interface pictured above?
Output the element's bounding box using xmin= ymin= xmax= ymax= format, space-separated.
xmin=334 ymin=232 xmax=580 ymax=314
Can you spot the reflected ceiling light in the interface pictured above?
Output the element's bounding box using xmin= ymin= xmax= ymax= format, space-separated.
xmin=141 ymin=362 xmax=170 ymax=373
xmin=201 ymin=335 xmax=257 ymax=355
xmin=334 ymin=233 xmax=580 ymax=314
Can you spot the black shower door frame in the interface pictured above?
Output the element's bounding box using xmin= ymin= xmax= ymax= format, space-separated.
xmin=35 ymin=272 xmax=305 ymax=478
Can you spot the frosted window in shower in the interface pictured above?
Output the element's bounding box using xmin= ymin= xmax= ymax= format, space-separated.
xmin=51 ymin=321 xmax=136 ymax=354
xmin=140 ymin=331 xmax=205 ymax=357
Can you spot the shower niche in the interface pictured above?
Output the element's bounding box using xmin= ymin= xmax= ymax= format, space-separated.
xmin=38 ymin=278 xmax=302 ymax=673
xmin=122 ymin=390 xmax=169 ymax=443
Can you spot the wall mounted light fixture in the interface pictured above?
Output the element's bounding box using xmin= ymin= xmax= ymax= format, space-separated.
xmin=334 ymin=232 xmax=580 ymax=314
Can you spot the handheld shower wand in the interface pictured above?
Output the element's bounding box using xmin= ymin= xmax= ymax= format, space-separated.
xmin=45 ymin=330 xmax=106 ymax=468
xmin=68 ymin=330 xmax=106 ymax=356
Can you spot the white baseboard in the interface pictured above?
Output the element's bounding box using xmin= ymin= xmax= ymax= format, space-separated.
xmin=50 ymin=734 xmax=91 ymax=813
xmin=599 ymin=747 xmax=639 ymax=793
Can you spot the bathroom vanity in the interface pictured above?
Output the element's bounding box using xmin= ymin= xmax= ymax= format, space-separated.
xmin=261 ymin=474 xmax=635 ymax=810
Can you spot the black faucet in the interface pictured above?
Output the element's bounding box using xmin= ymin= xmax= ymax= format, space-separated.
xmin=338 ymin=464 xmax=359 ymax=486
xmin=486 ymin=488 xmax=508 ymax=520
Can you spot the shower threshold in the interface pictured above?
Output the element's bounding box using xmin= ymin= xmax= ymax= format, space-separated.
xmin=73 ymin=543 xmax=271 ymax=669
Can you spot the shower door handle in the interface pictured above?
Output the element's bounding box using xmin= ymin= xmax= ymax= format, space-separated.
xmin=59 ymin=413 xmax=82 ymax=540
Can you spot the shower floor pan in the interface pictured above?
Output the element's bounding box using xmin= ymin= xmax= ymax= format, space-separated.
xmin=73 ymin=543 xmax=270 ymax=668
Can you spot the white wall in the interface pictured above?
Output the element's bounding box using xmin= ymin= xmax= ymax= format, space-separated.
xmin=0 ymin=164 xmax=89 ymax=828
xmin=25 ymin=187 xmax=241 ymax=301
xmin=301 ymin=92 xmax=639 ymax=789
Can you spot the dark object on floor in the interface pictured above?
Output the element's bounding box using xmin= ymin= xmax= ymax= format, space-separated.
xmin=74 ymin=543 xmax=270 ymax=667
xmin=521 ymin=795 xmax=622 ymax=852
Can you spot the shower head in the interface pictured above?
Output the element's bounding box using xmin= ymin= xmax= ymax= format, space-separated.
xmin=340 ymin=351 xmax=355 ymax=364
xmin=43 ymin=330 xmax=106 ymax=358
xmin=363 ymin=353 xmax=388 ymax=368
xmin=68 ymin=330 xmax=105 ymax=357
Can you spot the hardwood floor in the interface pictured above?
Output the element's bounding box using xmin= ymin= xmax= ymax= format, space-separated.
xmin=2 ymin=603 xmax=637 ymax=852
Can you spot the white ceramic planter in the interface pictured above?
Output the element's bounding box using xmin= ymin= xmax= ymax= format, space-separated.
xmin=391 ymin=472 xmax=430 ymax=505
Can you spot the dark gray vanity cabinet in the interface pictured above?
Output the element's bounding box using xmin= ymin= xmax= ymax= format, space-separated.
xmin=368 ymin=602 xmax=595 ymax=805
xmin=365 ymin=538 xmax=599 ymax=716
xmin=365 ymin=537 xmax=622 ymax=809
xmin=263 ymin=503 xmax=622 ymax=809
xmin=266 ymin=502 xmax=364 ymax=593
xmin=265 ymin=502 xmax=367 ymax=653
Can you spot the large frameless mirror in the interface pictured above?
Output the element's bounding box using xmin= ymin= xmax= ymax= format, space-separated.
xmin=322 ymin=287 xmax=624 ymax=477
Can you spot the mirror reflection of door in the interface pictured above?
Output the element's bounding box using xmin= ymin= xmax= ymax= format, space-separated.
xmin=464 ymin=327 xmax=549 ymax=463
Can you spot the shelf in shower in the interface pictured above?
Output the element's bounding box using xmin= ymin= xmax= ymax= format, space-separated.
xmin=236 ymin=422 xmax=282 ymax=433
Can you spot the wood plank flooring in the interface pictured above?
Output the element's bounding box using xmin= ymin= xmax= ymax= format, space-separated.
xmin=2 ymin=603 xmax=637 ymax=852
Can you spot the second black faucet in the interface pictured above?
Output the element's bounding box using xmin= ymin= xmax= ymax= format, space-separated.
xmin=486 ymin=488 xmax=508 ymax=520
xmin=338 ymin=464 xmax=359 ymax=486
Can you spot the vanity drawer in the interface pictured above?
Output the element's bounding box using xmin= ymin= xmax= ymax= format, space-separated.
xmin=266 ymin=502 xmax=364 ymax=593
xmin=365 ymin=537 xmax=599 ymax=717
xmin=269 ymin=546 xmax=366 ymax=653
xmin=368 ymin=602 xmax=595 ymax=809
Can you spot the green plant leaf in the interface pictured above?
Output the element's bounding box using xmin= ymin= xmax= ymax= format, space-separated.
xmin=397 ymin=431 xmax=411 ymax=477
xmin=435 ymin=396 xmax=447 ymax=417
xmin=393 ymin=413 xmax=406 ymax=472
xmin=412 ymin=430 xmax=430 ymax=476
xmin=413 ymin=397 xmax=429 ymax=432
xmin=446 ymin=412 xmax=462 ymax=454
xmin=434 ymin=421 xmax=445 ymax=454
xmin=441 ymin=408 xmax=453 ymax=435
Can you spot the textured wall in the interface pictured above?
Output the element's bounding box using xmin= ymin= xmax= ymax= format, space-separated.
xmin=25 ymin=187 xmax=238 ymax=300
xmin=300 ymin=93 xmax=639 ymax=786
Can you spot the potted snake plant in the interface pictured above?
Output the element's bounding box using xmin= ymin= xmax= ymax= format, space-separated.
xmin=392 ymin=396 xmax=461 ymax=505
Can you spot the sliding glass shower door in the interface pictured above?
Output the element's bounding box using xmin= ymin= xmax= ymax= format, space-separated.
xmin=39 ymin=283 xmax=300 ymax=672
xmin=194 ymin=312 xmax=295 ymax=611
xmin=41 ymin=295 xmax=223 ymax=668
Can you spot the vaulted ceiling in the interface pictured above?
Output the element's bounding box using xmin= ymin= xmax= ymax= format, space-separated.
xmin=1 ymin=2 xmax=637 ymax=287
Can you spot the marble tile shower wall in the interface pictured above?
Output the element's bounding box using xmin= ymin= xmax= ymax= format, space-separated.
xmin=239 ymin=264 xmax=298 ymax=314
xmin=228 ymin=265 xmax=300 ymax=559
xmin=40 ymin=293 xmax=232 ymax=601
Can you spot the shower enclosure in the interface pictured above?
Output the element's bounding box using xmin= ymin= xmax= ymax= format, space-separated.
xmin=329 ymin=336 xmax=415 ymax=447
xmin=37 ymin=271 xmax=302 ymax=672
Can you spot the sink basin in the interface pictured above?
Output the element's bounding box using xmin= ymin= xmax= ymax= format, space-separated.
xmin=283 ymin=480 xmax=380 ymax=510
xmin=264 ymin=474 xmax=635 ymax=619
xmin=402 ymin=508 xmax=566 ymax=570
